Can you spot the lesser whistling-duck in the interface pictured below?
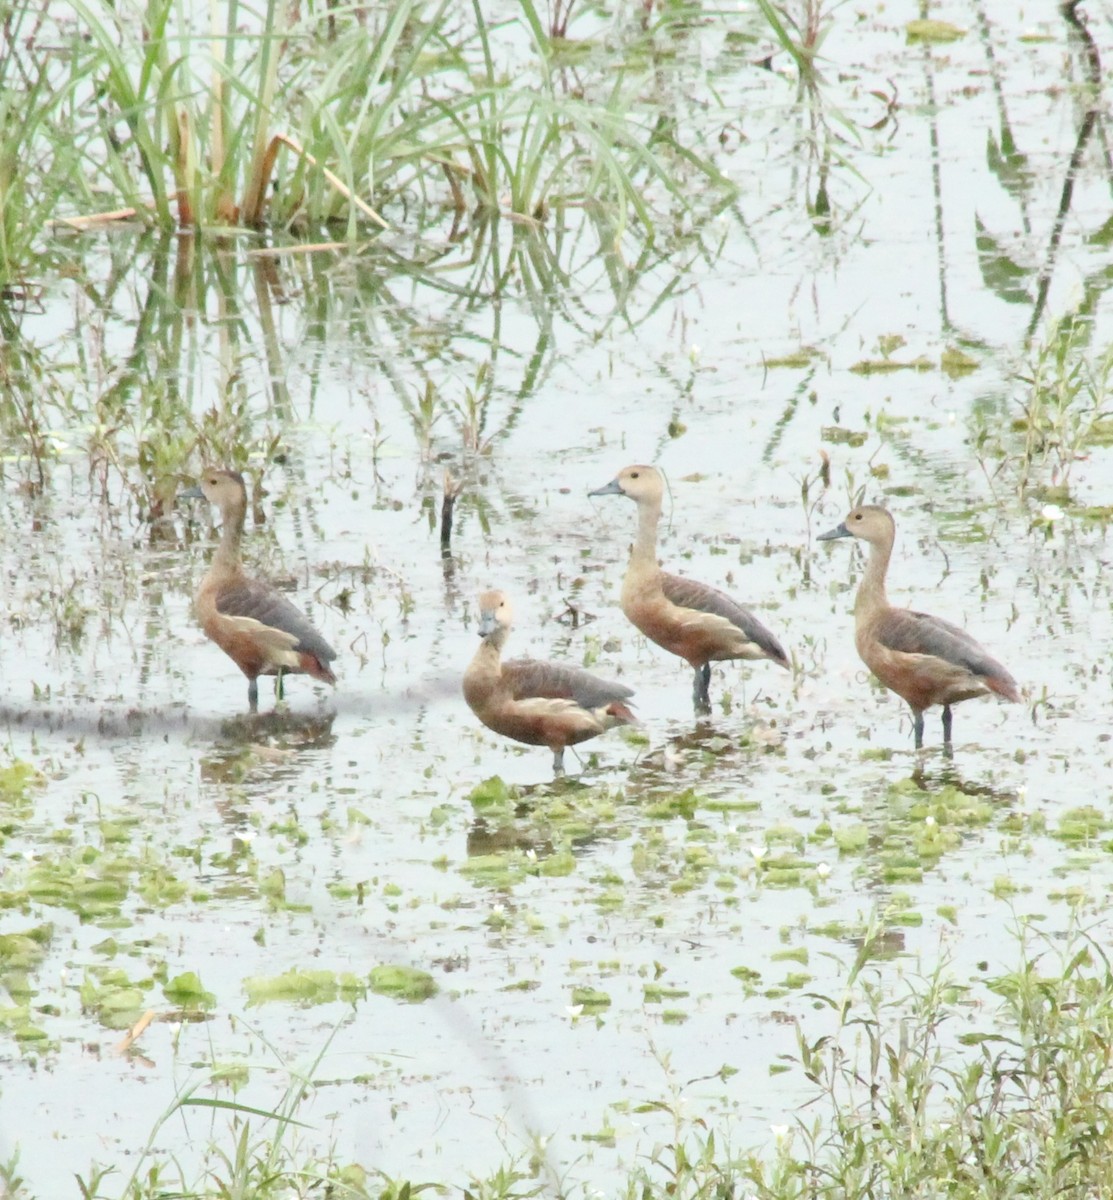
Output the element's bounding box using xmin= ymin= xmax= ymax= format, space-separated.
xmin=462 ymin=589 xmax=636 ymax=774
xmin=589 ymin=465 xmax=789 ymax=709
xmin=817 ymin=505 xmax=1020 ymax=748
xmin=182 ymin=469 xmax=337 ymax=710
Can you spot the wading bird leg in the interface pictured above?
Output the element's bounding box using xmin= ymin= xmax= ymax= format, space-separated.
xmin=552 ymin=748 xmax=566 ymax=776
xmin=692 ymin=663 xmax=712 ymax=709
xmin=248 ymin=679 xmax=259 ymax=712
xmin=912 ymin=710 xmax=925 ymax=749
xmin=942 ymin=704 xmax=953 ymax=746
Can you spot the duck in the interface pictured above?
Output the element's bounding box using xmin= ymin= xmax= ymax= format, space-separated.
xmin=817 ymin=504 xmax=1020 ymax=748
xmin=588 ymin=464 xmax=789 ymax=708
xmin=182 ymin=469 xmax=337 ymax=710
xmin=463 ymin=589 xmax=636 ymax=774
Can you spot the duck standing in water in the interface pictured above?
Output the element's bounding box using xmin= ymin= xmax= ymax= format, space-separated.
xmin=818 ymin=505 xmax=1019 ymax=748
xmin=463 ymin=589 xmax=635 ymax=774
xmin=589 ymin=465 xmax=789 ymax=709
xmin=182 ymin=469 xmax=337 ymax=710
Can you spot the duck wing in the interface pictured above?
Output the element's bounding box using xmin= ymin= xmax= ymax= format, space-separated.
xmin=874 ymin=609 xmax=1019 ymax=699
xmin=217 ymin=581 xmax=337 ymax=665
xmin=660 ymin=573 xmax=788 ymax=666
xmin=502 ymin=658 xmax=634 ymax=709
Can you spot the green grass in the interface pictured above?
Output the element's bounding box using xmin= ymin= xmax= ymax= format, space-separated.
xmin=3 ymin=0 xmax=743 ymax=239
xmin=976 ymin=315 xmax=1113 ymax=502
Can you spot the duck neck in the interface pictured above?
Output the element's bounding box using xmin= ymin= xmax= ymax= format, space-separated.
xmin=469 ymin=632 xmax=505 ymax=684
xmin=212 ymin=502 xmax=246 ymax=574
xmin=630 ymin=495 xmax=662 ymax=566
xmin=481 ymin=627 xmax=509 ymax=661
xmin=854 ymin=538 xmax=891 ymax=618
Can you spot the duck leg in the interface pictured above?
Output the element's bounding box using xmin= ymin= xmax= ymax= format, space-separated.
xmin=941 ymin=704 xmax=953 ymax=746
xmin=552 ymin=747 xmax=566 ymax=776
xmin=275 ymin=668 xmax=286 ymax=703
xmin=248 ymin=678 xmax=259 ymax=712
xmin=912 ymin=709 xmax=925 ymax=749
xmin=692 ymin=663 xmax=712 ymax=709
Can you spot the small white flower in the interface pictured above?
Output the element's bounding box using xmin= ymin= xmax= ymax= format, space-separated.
xmin=816 ymin=862 xmax=830 ymax=879
xmin=238 ymin=829 xmax=256 ymax=843
xmin=947 ymin=411 xmax=957 ymax=425
xmin=771 ymin=1124 xmax=789 ymax=1140
xmin=925 ymin=815 xmax=936 ymax=828
xmin=525 ymin=848 xmax=537 ymax=862
xmin=689 ymin=344 xmax=702 ymax=363
xmin=1040 ymin=503 xmax=1064 ymax=522
xmin=1017 ymin=785 xmax=1028 ymax=801
xmin=566 ymin=1004 xmax=584 ymax=1017
xmin=750 ymin=845 xmax=767 ymax=863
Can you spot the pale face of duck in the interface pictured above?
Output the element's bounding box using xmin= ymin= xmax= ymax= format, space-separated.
xmin=589 ymin=464 xmax=664 ymax=506
xmin=818 ymin=504 xmax=896 ymax=548
xmin=182 ymin=468 xmax=248 ymax=518
xmin=196 ymin=469 xmax=248 ymax=513
xmin=477 ymin=589 xmax=513 ymax=639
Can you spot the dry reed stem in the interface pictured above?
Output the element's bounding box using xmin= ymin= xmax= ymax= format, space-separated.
xmin=113 ymin=1009 xmax=156 ymax=1054
xmin=246 ymin=242 xmax=347 ymax=257
xmin=271 ymin=132 xmax=389 ymax=229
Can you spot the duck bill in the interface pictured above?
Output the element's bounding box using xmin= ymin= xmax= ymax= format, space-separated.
xmin=477 ymin=613 xmax=499 ymax=637
xmin=588 ymin=478 xmax=623 ymax=497
xmin=817 ymin=521 xmax=852 ymax=541
xmin=179 ymin=485 xmax=204 ymax=501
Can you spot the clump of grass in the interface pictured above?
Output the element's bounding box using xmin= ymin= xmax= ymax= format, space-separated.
xmin=741 ymin=917 xmax=1113 ymax=1199
xmin=0 ymin=0 xmax=79 ymax=292
xmin=14 ymin=0 xmax=739 ymax=238
xmin=1013 ymin=318 xmax=1113 ymax=498
xmin=978 ymin=316 xmax=1113 ymax=501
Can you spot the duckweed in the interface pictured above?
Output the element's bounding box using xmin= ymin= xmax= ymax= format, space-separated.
xmin=368 ymin=965 xmax=438 ymax=1003
xmin=245 ymin=969 xmax=369 ymax=1006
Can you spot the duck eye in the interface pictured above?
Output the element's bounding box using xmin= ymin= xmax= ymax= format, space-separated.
xmin=853 ymin=512 xmax=862 ymax=521
xmin=630 ymin=472 xmax=639 ymax=479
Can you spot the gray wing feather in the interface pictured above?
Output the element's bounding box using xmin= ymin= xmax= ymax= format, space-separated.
xmin=217 ymin=581 xmax=337 ymax=664
xmin=660 ymin=572 xmax=788 ymax=665
xmin=876 ymin=610 xmax=1008 ymax=681
xmin=502 ymin=658 xmax=633 ymax=708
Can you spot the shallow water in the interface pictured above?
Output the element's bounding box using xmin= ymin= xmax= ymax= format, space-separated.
xmin=4 ymin=0 xmax=1113 ymax=1194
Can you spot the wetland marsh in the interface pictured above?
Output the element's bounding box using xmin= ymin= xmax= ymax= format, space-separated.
xmin=3 ymin=0 xmax=1113 ymax=1196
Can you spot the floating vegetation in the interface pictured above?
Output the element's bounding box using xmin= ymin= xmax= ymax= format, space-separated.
xmin=244 ymin=968 xmax=370 ymax=1006
xmin=368 ymin=965 xmax=438 ymax=1003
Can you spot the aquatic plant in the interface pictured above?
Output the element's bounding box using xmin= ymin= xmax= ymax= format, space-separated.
xmin=1013 ymin=318 xmax=1113 ymax=498
xmin=976 ymin=316 xmax=1113 ymax=502
xmin=740 ymin=918 xmax=1113 ymax=1199
xmin=8 ymin=0 xmax=735 ymax=238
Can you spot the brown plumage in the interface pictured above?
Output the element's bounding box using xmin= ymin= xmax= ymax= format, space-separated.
xmin=182 ymin=469 xmax=337 ymax=710
xmin=462 ymin=589 xmax=636 ymax=774
xmin=589 ymin=464 xmax=789 ymax=708
xmin=817 ymin=505 xmax=1020 ymax=749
